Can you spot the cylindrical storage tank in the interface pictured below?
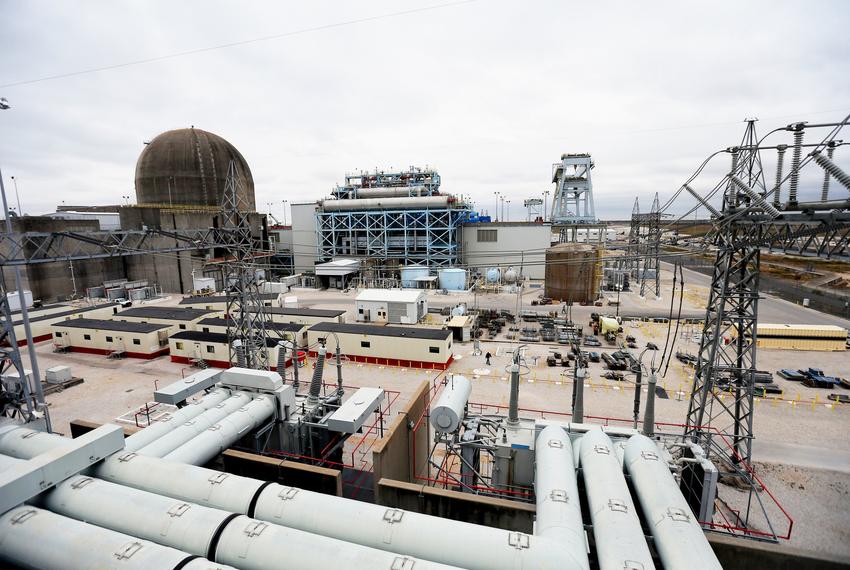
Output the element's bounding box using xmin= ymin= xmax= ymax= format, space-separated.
xmin=451 ymin=304 xmax=466 ymax=316
xmin=320 ymin=195 xmax=450 ymax=211
xmin=163 ymin=395 xmax=277 ymax=466
xmin=624 ymin=434 xmax=722 ymax=570
xmin=214 ymin=515 xmax=458 ymax=570
xmin=193 ymin=276 xmax=217 ymax=292
xmin=400 ymin=264 xmax=430 ymax=288
xmin=485 ymin=267 xmax=501 ymax=283
xmin=438 ymin=268 xmax=467 ymax=291
xmin=430 ymin=375 xmax=472 ymax=433
xmin=0 ymin=506 xmax=194 ymax=570
xmin=544 ymin=243 xmax=600 ymax=304
xmin=579 ymin=429 xmax=654 ymax=570
xmin=38 ymin=474 xmax=235 ymax=559
xmin=504 ymin=267 xmax=518 ymax=284
xmin=534 ymin=424 xmax=589 ymax=570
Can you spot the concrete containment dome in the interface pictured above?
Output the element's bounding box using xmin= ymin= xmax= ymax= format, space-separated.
xmin=134 ymin=127 xmax=255 ymax=209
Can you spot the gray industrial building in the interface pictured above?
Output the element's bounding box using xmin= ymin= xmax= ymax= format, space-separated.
xmin=1 ymin=127 xmax=267 ymax=302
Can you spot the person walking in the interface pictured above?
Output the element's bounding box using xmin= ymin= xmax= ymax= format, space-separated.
xmin=485 ymin=351 xmax=492 ymax=366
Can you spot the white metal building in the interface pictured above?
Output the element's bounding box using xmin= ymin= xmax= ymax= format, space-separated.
xmin=461 ymin=222 xmax=554 ymax=280
xmin=355 ymin=289 xmax=427 ymax=324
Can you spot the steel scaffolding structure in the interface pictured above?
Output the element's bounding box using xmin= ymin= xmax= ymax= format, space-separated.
xmin=551 ymin=153 xmax=596 ymax=223
xmin=317 ymin=208 xmax=469 ymax=267
xmin=317 ymin=168 xmax=470 ymax=269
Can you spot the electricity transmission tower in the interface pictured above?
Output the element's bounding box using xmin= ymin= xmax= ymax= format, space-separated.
xmin=637 ymin=193 xmax=662 ymax=298
xmin=219 ymin=161 xmax=273 ymax=370
xmin=683 ymin=117 xmax=850 ymax=538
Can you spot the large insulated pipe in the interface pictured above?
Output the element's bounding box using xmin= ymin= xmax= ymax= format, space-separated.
xmin=34 ymin=469 xmax=454 ymax=570
xmin=320 ymin=195 xmax=450 ymax=212
xmin=125 ymin=387 xmax=232 ymax=452
xmin=355 ymin=186 xmax=425 ymax=199
xmin=38 ymin=473 xmax=235 ymax=559
xmin=163 ymin=395 xmax=277 ymax=466
xmin=534 ymin=424 xmax=590 ymax=570
xmin=624 ymin=434 xmax=722 ymax=570
xmin=0 ymin=505 xmax=196 ymax=570
xmin=251 ymin=483 xmax=575 ymax=570
xmin=430 ymin=375 xmax=472 ymax=434
xmin=0 ymin=432 xmax=580 ymax=570
xmin=579 ymin=429 xmax=655 ymax=570
xmin=307 ymin=345 xmax=327 ymax=404
xmin=135 ymin=391 xmax=252 ymax=458
xmin=214 ymin=515 xmax=460 ymax=570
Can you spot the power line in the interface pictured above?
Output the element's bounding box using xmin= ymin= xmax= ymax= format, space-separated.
xmin=0 ymin=0 xmax=477 ymax=89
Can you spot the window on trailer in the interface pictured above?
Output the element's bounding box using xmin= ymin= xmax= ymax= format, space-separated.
xmin=429 ymin=346 xmax=440 ymax=354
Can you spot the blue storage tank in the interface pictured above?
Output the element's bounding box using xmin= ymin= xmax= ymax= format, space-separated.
xmin=400 ymin=265 xmax=429 ymax=288
xmin=438 ymin=268 xmax=467 ymax=291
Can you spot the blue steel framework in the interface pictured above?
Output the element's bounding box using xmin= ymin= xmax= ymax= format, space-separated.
xmin=316 ymin=207 xmax=470 ymax=267
xmin=317 ymin=168 xmax=471 ymax=268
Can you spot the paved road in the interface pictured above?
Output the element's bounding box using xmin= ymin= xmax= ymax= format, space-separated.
xmin=752 ymin=440 xmax=850 ymax=473
xmin=663 ymin=262 xmax=850 ymax=329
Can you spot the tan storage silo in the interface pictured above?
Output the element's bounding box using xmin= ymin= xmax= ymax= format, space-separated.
xmin=544 ymin=244 xmax=600 ymax=303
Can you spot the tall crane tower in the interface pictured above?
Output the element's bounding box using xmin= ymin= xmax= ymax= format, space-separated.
xmin=550 ymin=153 xmax=596 ymax=223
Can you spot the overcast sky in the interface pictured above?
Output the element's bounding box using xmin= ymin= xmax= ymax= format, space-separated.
xmin=1 ymin=0 xmax=848 ymax=221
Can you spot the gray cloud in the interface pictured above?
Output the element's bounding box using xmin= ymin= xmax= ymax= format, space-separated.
xmin=0 ymin=0 xmax=848 ymax=219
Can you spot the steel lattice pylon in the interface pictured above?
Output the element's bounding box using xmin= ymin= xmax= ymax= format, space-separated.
xmin=219 ymin=161 xmax=272 ymax=370
xmin=685 ymin=121 xmax=765 ymax=466
xmin=637 ymin=193 xmax=662 ymax=298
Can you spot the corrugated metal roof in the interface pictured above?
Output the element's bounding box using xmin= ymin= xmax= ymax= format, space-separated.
xmin=356 ymin=289 xmax=425 ymax=303
xmin=117 ymin=307 xmax=216 ymax=321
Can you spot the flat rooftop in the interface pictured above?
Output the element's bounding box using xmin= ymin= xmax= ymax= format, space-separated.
xmin=197 ymin=317 xmax=305 ymax=333
xmin=265 ymin=307 xmax=346 ymax=317
xmin=13 ymin=303 xmax=119 ymax=326
xmin=171 ymin=330 xmax=281 ymax=347
xmin=356 ymin=289 xmax=424 ymax=303
xmin=310 ymin=322 xmax=451 ymax=341
xmin=179 ymin=293 xmax=280 ymax=305
xmin=52 ymin=318 xmax=169 ymax=334
xmin=115 ymin=307 xmax=216 ymax=321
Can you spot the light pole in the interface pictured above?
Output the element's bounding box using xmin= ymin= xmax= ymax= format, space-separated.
xmin=10 ymin=176 xmax=22 ymax=215
xmin=543 ymin=190 xmax=550 ymax=222
xmin=281 ymin=199 xmax=288 ymax=226
xmin=631 ymin=343 xmax=658 ymax=429
xmin=506 ymin=199 xmax=511 ymax=222
xmin=493 ymin=192 xmax=500 ymax=221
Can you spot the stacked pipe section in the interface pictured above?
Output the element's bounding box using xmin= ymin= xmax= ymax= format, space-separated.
xmin=0 ymin=505 xmax=214 ymax=570
xmin=0 ymin=426 xmax=580 ymax=570
xmin=579 ymin=428 xmax=654 ymax=570
xmin=624 ymin=434 xmax=722 ymax=570
xmin=534 ymin=424 xmax=590 ymax=570
xmin=0 ymin=440 xmax=459 ymax=569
